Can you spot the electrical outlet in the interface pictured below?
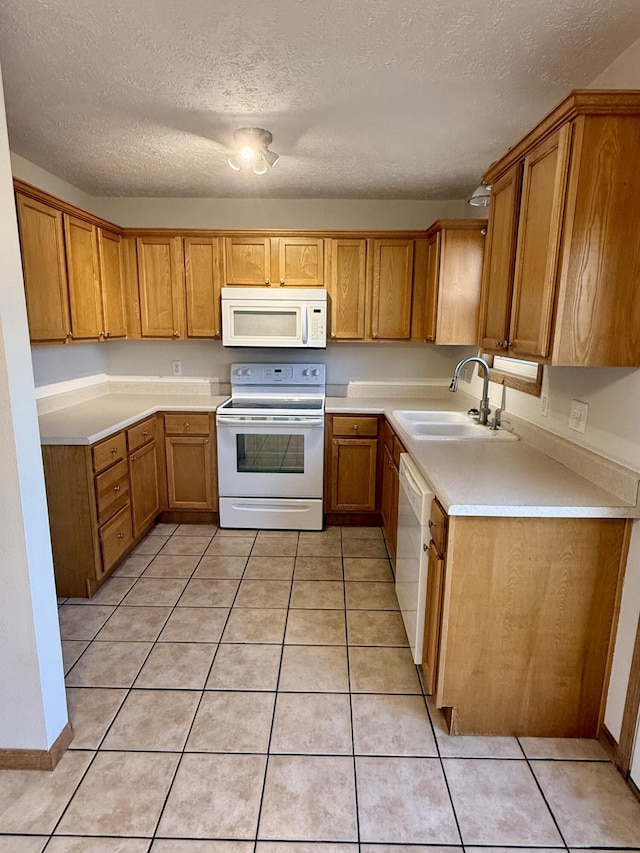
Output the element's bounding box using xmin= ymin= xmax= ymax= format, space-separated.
xmin=540 ymin=391 xmax=549 ymax=417
xmin=568 ymin=399 xmax=588 ymax=433
xmin=172 ymin=360 xmax=182 ymax=376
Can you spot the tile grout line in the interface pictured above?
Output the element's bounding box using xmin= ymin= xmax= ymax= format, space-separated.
xmin=149 ymin=525 xmax=261 ymax=843
xmin=515 ymin=736 xmax=571 ymax=852
xmin=251 ymin=531 xmax=298 ymax=851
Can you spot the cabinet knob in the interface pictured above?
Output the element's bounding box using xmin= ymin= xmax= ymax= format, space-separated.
xmin=204 ymin=439 xmax=209 ymax=444
xmin=99 ymin=330 xmax=105 ymax=339
xmin=143 ymin=430 xmax=148 ymax=437
xmin=333 ymin=440 xmax=337 ymax=446
xmin=215 ymin=330 xmax=220 ymax=338
xmin=481 ymin=228 xmax=487 ymax=236
xmin=428 ymin=519 xmax=435 ymax=528
xmin=184 ymin=422 xmax=190 ymax=429
xmin=330 ymin=332 xmax=336 ymax=338
xmin=173 ymin=330 xmax=180 ymax=337
xmin=117 ymin=533 xmax=124 ymax=540
xmin=426 ymin=334 xmax=435 ymax=341
xmin=265 ymin=278 xmax=270 ymax=286
xmin=372 ymin=332 xmax=378 ymax=339
xmin=131 ymin=455 xmax=137 ymax=461
xmin=280 ymin=278 xmax=285 ymax=285
xmin=106 ymin=330 xmax=112 ymax=338
xmin=111 ymin=447 xmax=118 ymax=454
xmin=114 ymin=485 xmax=120 ymax=492
xmin=352 ymin=424 xmax=359 ymax=431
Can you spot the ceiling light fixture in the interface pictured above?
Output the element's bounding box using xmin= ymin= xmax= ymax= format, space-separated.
xmin=227 ymin=127 xmax=280 ymax=175
xmin=469 ymin=180 xmax=492 ymax=207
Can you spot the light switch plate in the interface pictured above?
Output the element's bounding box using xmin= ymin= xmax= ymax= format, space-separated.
xmin=540 ymin=392 xmax=549 ymax=417
xmin=568 ymin=399 xmax=588 ymax=433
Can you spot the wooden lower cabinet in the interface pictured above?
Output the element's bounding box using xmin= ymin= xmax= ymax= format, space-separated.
xmin=380 ymin=444 xmax=399 ymax=561
xmin=330 ymin=439 xmax=377 ymax=511
xmin=163 ymin=413 xmax=217 ymax=511
xmin=424 ymin=513 xmax=630 ymax=737
xmin=99 ymin=504 xmax=133 ymax=576
xmin=129 ymin=439 xmax=160 ymax=536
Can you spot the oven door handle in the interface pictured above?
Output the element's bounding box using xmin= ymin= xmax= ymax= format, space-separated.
xmin=217 ymin=416 xmax=325 ymax=427
xmin=302 ymin=307 xmax=309 ymax=345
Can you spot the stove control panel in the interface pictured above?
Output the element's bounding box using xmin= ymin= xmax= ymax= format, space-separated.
xmin=230 ymin=363 xmax=326 ymax=386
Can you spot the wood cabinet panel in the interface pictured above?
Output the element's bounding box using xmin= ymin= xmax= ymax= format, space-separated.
xmin=327 ymin=238 xmax=367 ymax=340
xmin=380 ymin=443 xmax=399 ymax=562
xmin=423 ymin=541 xmax=445 ymax=695
xmin=165 ymin=436 xmax=214 ymax=509
xmin=224 ymin=236 xmax=271 ymax=286
xmin=332 ymin=416 xmax=378 ymax=437
xmin=330 ymin=438 xmax=377 ymax=512
xmin=424 ymin=233 xmax=440 ymax=342
xmin=184 ymin=236 xmax=221 ymax=338
xmin=129 ymin=440 xmax=160 ymax=536
xmin=98 ymin=228 xmax=127 ymax=338
xmin=92 ymin=432 xmax=127 ymax=474
xmin=277 ymin=237 xmax=324 ymax=286
xmin=429 ymin=498 xmax=448 ymax=557
xmin=370 ymin=239 xmax=414 ymax=340
xmin=478 ymin=166 xmax=522 ymax=352
xmin=95 ymin=459 xmax=130 ymax=525
xmin=99 ymin=504 xmax=133 ymax=575
xmin=164 ymin=413 xmax=210 ymax=435
xmin=63 ymin=214 xmax=103 ymax=340
xmin=127 ymin=416 xmax=157 ymax=452
xmin=509 ymin=126 xmax=572 ymax=358
xmin=137 ymin=236 xmax=184 ymax=337
xmin=16 ymin=193 xmax=71 ymax=342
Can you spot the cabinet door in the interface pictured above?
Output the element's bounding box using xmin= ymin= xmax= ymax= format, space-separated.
xmin=509 ymin=125 xmax=572 ymax=358
xmin=184 ymin=236 xmax=222 ymax=338
xmin=478 ymin=165 xmax=522 ymax=352
xmin=165 ymin=436 xmax=214 ymax=509
xmin=129 ymin=440 xmax=160 ymax=537
xmin=370 ymin=239 xmax=414 ymax=340
xmin=424 ymin=233 xmax=440 ymax=342
xmin=16 ymin=194 xmax=71 ymax=342
xmin=422 ymin=541 xmax=445 ymax=695
xmin=137 ymin=236 xmax=184 ymax=338
xmin=278 ymin=237 xmax=325 ymax=286
xmin=330 ymin=438 xmax=377 ymax=511
xmin=224 ymin=236 xmax=271 ymax=286
xmin=327 ymin=239 xmax=367 ymax=341
xmin=64 ymin=214 xmax=103 ymax=340
xmin=98 ymin=228 xmax=127 ymax=339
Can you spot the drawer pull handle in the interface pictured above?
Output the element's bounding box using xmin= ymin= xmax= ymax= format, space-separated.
xmin=280 ymin=278 xmax=285 ymax=285
xmin=111 ymin=447 xmax=118 ymax=454
xmin=330 ymin=332 xmax=336 ymax=338
xmin=114 ymin=485 xmax=120 ymax=492
xmin=173 ymin=330 xmax=180 ymax=337
xmin=117 ymin=533 xmax=124 ymax=540
xmin=204 ymin=439 xmax=209 ymax=444
xmin=142 ymin=430 xmax=148 ymax=437
xmin=352 ymin=424 xmax=359 ymax=431
xmin=184 ymin=422 xmax=190 ymax=429
xmin=131 ymin=455 xmax=137 ymax=462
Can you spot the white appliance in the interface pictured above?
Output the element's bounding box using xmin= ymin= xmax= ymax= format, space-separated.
xmin=221 ymin=287 xmax=327 ymax=348
xmin=396 ymin=453 xmax=435 ymax=664
xmin=216 ymin=362 xmax=326 ymax=530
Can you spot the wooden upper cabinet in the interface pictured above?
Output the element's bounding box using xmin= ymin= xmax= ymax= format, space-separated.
xmin=63 ymin=214 xmax=103 ymax=340
xmin=97 ymin=228 xmax=127 ymax=339
xmin=509 ymin=125 xmax=572 ymax=359
xmin=327 ymin=238 xmax=367 ymax=341
xmin=481 ymin=90 xmax=640 ymax=366
xmin=422 ymin=221 xmax=486 ymax=345
xmin=224 ymin=236 xmax=271 ymax=286
xmin=184 ymin=236 xmax=222 ymax=338
xmin=137 ymin=235 xmax=185 ymax=338
xmin=15 ymin=193 xmax=71 ymax=342
xmin=277 ymin=237 xmax=324 ymax=286
xmin=478 ymin=165 xmax=522 ymax=353
xmin=370 ymin=238 xmax=414 ymax=340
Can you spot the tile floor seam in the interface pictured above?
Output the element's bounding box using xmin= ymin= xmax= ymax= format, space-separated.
xmin=344 ymin=538 xmax=363 ymax=849
xmin=149 ymin=526 xmax=260 ymax=842
xmin=518 ymin=751 xmax=574 ymax=852
xmin=252 ymin=532 xmax=298 ymax=848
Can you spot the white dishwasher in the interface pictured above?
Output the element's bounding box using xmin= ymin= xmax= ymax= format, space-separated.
xmin=396 ymin=453 xmax=434 ymax=664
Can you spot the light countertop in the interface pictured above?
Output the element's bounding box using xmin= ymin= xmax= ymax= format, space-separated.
xmin=326 ymin=396 xmax=640 ymax=519
xmin=38 ymin=391 xmax=640 ymax=519
xmin=38 ymin=394 xmax=230 ymax=445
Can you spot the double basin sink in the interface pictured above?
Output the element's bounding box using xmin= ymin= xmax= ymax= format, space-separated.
xmin=393 ymin=410 xmax=519 ymax=441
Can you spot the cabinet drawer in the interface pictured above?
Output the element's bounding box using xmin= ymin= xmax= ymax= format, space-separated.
xmin=93 ymin=432 xmax=126 ymax=474
xmin=95 ymin=459 xmax=130 ymax=524
xmin=332 ymin=416 xmax=378 ymax=437
xmin=127 ymin=416 xmax=157 ymax=452
xmin=99 ymin=504 xmax=132 ymax=575
xmin=429 ymin=498 xmax=448 ymax=556
xmin=164 ymin=413 xmax=210 ymax=435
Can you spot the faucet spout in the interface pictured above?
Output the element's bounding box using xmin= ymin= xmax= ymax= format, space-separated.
xmin=449 ymin=356 xmax=492 ymax=425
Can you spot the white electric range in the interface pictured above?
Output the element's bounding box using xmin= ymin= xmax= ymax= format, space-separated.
xmin=216 ymin=363 xmax=326 ymax=530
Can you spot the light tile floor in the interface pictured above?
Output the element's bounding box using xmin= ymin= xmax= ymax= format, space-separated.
xmin=2 ymin=523 xmax=640 ymax=850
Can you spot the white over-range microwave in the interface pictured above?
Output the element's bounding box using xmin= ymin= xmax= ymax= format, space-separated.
xmin=221 ymin=287 xmax=327 ymax=348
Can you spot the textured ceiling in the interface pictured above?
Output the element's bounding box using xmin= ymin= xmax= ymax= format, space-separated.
xmin=1 ymin=0 xmax=640 ymax=199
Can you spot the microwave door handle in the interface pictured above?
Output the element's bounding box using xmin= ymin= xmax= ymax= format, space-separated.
xmin=302 ymin=307 xmax=309 ymax=345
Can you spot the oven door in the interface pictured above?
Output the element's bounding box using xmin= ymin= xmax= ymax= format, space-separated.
xmin=217 ymin=416 xmax=325 ymax=498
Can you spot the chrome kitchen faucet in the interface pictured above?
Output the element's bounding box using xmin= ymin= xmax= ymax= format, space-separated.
xmin=449 ymin=356 xmax=491 ymax=425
